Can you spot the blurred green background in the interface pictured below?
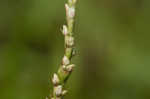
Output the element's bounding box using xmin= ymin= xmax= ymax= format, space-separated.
xmin=0 ymin=0 xmax=150 ymax=99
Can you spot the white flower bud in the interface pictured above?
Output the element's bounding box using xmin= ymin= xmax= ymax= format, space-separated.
xmin=65 ymin=4 xmax=75 ymax=19
xmin=66 ymin=64 xmax=75 ymax=72
xmin=73 ymin=0 xmax=77 ymax=4
xmin=65 ymin=4 xmax=69 ymax=14
xmin=62 ymin=90 xmax=68 ymax=96
xmin=66 ymin=36 xmax=74 ymax=47
xmin=68 ymin=0 xmax=77 ymax=5
xmin=52 ymin=73 xmax=60 ymax=85
xmin=62 ymin=25 xmax=68 ymax=35
xmin=62 ymin=65 xmax=66 ymax=70
xmin=55 ymin=85 xmax=62 ymax=96
xmin=68 ymin=7 xmax=75 ymax=18
xmin=68 ymin=0 xmax=72 ymax=4
xmin=62 ymin=56 xmax=70 ymax=65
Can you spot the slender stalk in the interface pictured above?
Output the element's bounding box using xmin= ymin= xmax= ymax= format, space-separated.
xmin=46 ymin=0 xmax=77 ymax=99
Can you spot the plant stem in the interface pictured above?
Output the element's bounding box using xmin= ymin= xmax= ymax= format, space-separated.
xmin=46 ymin=0 xmax=77 ymax=99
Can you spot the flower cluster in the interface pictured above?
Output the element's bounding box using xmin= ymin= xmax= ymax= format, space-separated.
xmin=48 ymin=0 xmax=77 ymax=99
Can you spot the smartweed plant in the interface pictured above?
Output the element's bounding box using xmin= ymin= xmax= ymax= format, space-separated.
xmin=46 ymin=0 xmax=77 ymax=99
